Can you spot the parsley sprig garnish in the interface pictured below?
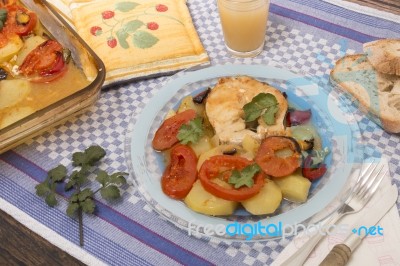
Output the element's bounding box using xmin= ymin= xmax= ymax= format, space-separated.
xmin=228 ymin=164 xmax=261 ymax=188
xmin=243 ymin=93 xmax=279 ymax=125
xmin=0 ymin=9 xmax=7 ymax=31
xmin=35 ymin=165 xmax=67 ymax=207
xmin=35 ymin=145 xmax=128 ymax=246
xmin=177 ymin=116 xmax=204 ymax=144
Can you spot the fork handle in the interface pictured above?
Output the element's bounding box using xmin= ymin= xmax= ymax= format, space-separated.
xmin=280 ymin=230 xmax=327 ymax=266
xmin=281 ymin=214 xmax=342 ymax=266
xmin=319 ymin=244 xmax=351 ymax=266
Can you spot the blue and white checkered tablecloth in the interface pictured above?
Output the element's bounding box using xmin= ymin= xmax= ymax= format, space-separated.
xmin=1 ymin=0 xmax=399 ymax=265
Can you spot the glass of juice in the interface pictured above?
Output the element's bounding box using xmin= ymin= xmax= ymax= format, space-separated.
xmin=217 ymin=0 xmax=269 ymax=57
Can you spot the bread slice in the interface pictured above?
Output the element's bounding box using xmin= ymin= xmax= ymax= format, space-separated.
xmin=330 ymin=54 xmax=400 ymax=133
xmin=363 ymin=39 xmax=400 ymax=76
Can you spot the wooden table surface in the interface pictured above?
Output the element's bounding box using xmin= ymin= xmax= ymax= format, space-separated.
xmin=1 ymin=1 xmax=399 ymax=265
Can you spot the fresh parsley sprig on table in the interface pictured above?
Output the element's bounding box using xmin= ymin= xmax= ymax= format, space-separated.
xmin=35 ymin=165 xmax=67 ymax=207
xmin=35 ymin=145 xmax=128 ymax=246
xmin=243 ymin=93 xmax=279 ymax=125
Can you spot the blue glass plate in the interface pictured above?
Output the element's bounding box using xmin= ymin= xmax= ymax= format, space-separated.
xmin=125 ymin=62 xmax=363 ymax=241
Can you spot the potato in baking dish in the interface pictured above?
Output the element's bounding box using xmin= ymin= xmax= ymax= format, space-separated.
xmin=0 ymin=0 xmax=91 ymax=129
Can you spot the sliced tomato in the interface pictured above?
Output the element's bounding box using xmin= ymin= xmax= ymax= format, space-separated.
xmin=0 ymin=0 xmax=18 ymax=8
xmin=302 ymin=155 xmax=327 ymax=181
xmin=2 ymin=5 xmax=37 ymax=37
xmin=255 ymin=136 xmax=301 ymax=178
xmin=161 ymin=144 xmax=198 ymax=199
xmin=0 ymin=33 xmax=8 ymax=48
xmin=198 ymin=155 xmax=265 ymax=201
xmin=152 ymin=109 xmax=197 ymax=151
xmin=19 ymin=39 xmax=67 ymax=82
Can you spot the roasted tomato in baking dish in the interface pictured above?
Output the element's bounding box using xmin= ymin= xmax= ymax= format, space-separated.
xmin=19 ymin=39 xmax=67 ymax=82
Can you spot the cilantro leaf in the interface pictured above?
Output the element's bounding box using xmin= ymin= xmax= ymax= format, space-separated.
xmin=35 ymin=164 xmax=67 ymax=206
xmin=262 ymin=104 xmax=280 ymax=125
xmin=70 ymin=193 xmax=79 ymax=203
xmin=35 ymin=145 xmax=128 ymax=247
xmin=243 ymin=93 xmax=279 ymax=124
xmin=95 ymin=170 xmax=109 ymax=186
xmin=78 ymin=188 xmax=93 ymax=202
xmin=100 ymin=185 xmax=121 ymax=200
xmin=80 ymin=198 xmax=95 ymax=214
xmin=66 ymin=202 xmax=79 ymax=217
xmin=72 ymin=146 xmax=106 ymax=167
xmin=65 ymin=170 xmax=88 ymax=191
xmin=96 ymin=170 xmax=127 ymax=186
xmin=65 ymin=180 xmax=75 ymax=191
xmin=45 ymin=193 xmax=57 ymax=207
xmin=0 ymin=9 xmax=7 ymax=31
xmin=84 ymin=146 xmax=106 ymax=166
xmin=228 ymin=164 xmax=261 ymax=189
xmin=35 ymin=182 xmax=51 ymax=197
xmin=48 ymin=165 xmax=67 ymax=182
xmin=110 ymin=172 xmax=128 ymax=185
xmin=177 ymin=117 xmax=204 ymax=144
xmin=72 ymin=152 xmax=86 ymax=167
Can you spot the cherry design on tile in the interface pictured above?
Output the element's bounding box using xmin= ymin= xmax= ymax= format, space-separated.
xmin=88 ymin=1 xmax=182 ymax=49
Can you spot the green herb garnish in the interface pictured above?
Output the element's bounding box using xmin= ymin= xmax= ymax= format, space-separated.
xmin=228 ymin=164 xmax=261 ymax=189
xmin=0 ymin=9 xmax=7 ymax=31
xmin=35 ymin=145 xmax=128 ymax=246
xmin=177 ymin=116 xmax=204 ymax=144
xmin=243 ymin=93 xmax=279 ymax=125
xmin=35 ymin=165 xmax=67 ymax=207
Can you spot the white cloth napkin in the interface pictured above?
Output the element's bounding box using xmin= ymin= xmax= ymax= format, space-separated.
xmin=273 ymin=160 xmax=400 ymax=265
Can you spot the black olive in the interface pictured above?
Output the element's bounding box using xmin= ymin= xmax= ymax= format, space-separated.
xmin=223 ymin=148 xmax=237 ymax=155
xmin=0 ymin=68 xmax=7 ymax=80
xmin=193 ymin=88 xmax=211 ymax=104
xmin=245 ymin=120 xmax=258 ymax=132
xmin=282 ymin=92 xmax=288 ymax=98
xmin=303 ymin=139 xmax=315 ymax=151
xmin=278 ymin=136 xmax=302 ymax=153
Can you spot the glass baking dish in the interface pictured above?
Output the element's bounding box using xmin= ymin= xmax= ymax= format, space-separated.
xmin=0 ymin=0 xmax=105 ymax=154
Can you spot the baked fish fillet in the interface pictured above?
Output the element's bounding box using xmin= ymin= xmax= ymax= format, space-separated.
xmin=206 ymin=76 xmax=288 ymax=145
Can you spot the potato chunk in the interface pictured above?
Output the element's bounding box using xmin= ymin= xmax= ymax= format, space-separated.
xmin=0 ymin=36 xmax=23 ymax=63
xmin=177 ymin=96 xmax=204 ymax=115
xmin=189 ymin=135 xmax=213 ymax=157
xmin=241 ymin=179 xmax=282 ymax=215
xmin=242 ymin=134 xmax=260 ymax=156
xmin=0 ymin=79 xmax=31 ymax=109
xmin=274 ymin=173 xmax=311 ymax=203
xmin=184 ymin=180 xmax=238 ymax=216
xmin=15 ymin=35 xmax=46 ymax=65
xmin=197 ymin=144 xmax=240 ymax=170
xmin=0 ymin=107 xmax=34 ymax=128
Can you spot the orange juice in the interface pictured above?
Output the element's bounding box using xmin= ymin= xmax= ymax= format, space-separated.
xmin=217 ymin=0 xmax=269 ymax=56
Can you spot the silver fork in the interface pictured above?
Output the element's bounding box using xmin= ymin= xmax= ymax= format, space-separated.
xmin=281 ymin=162 xmax=387 ymax=266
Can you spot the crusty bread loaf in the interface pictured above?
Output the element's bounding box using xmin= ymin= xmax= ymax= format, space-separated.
xmin=330 ymin=54 xmax=400 ymax=133
xmin=363 ymin=39 xmax=400 ymax=76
